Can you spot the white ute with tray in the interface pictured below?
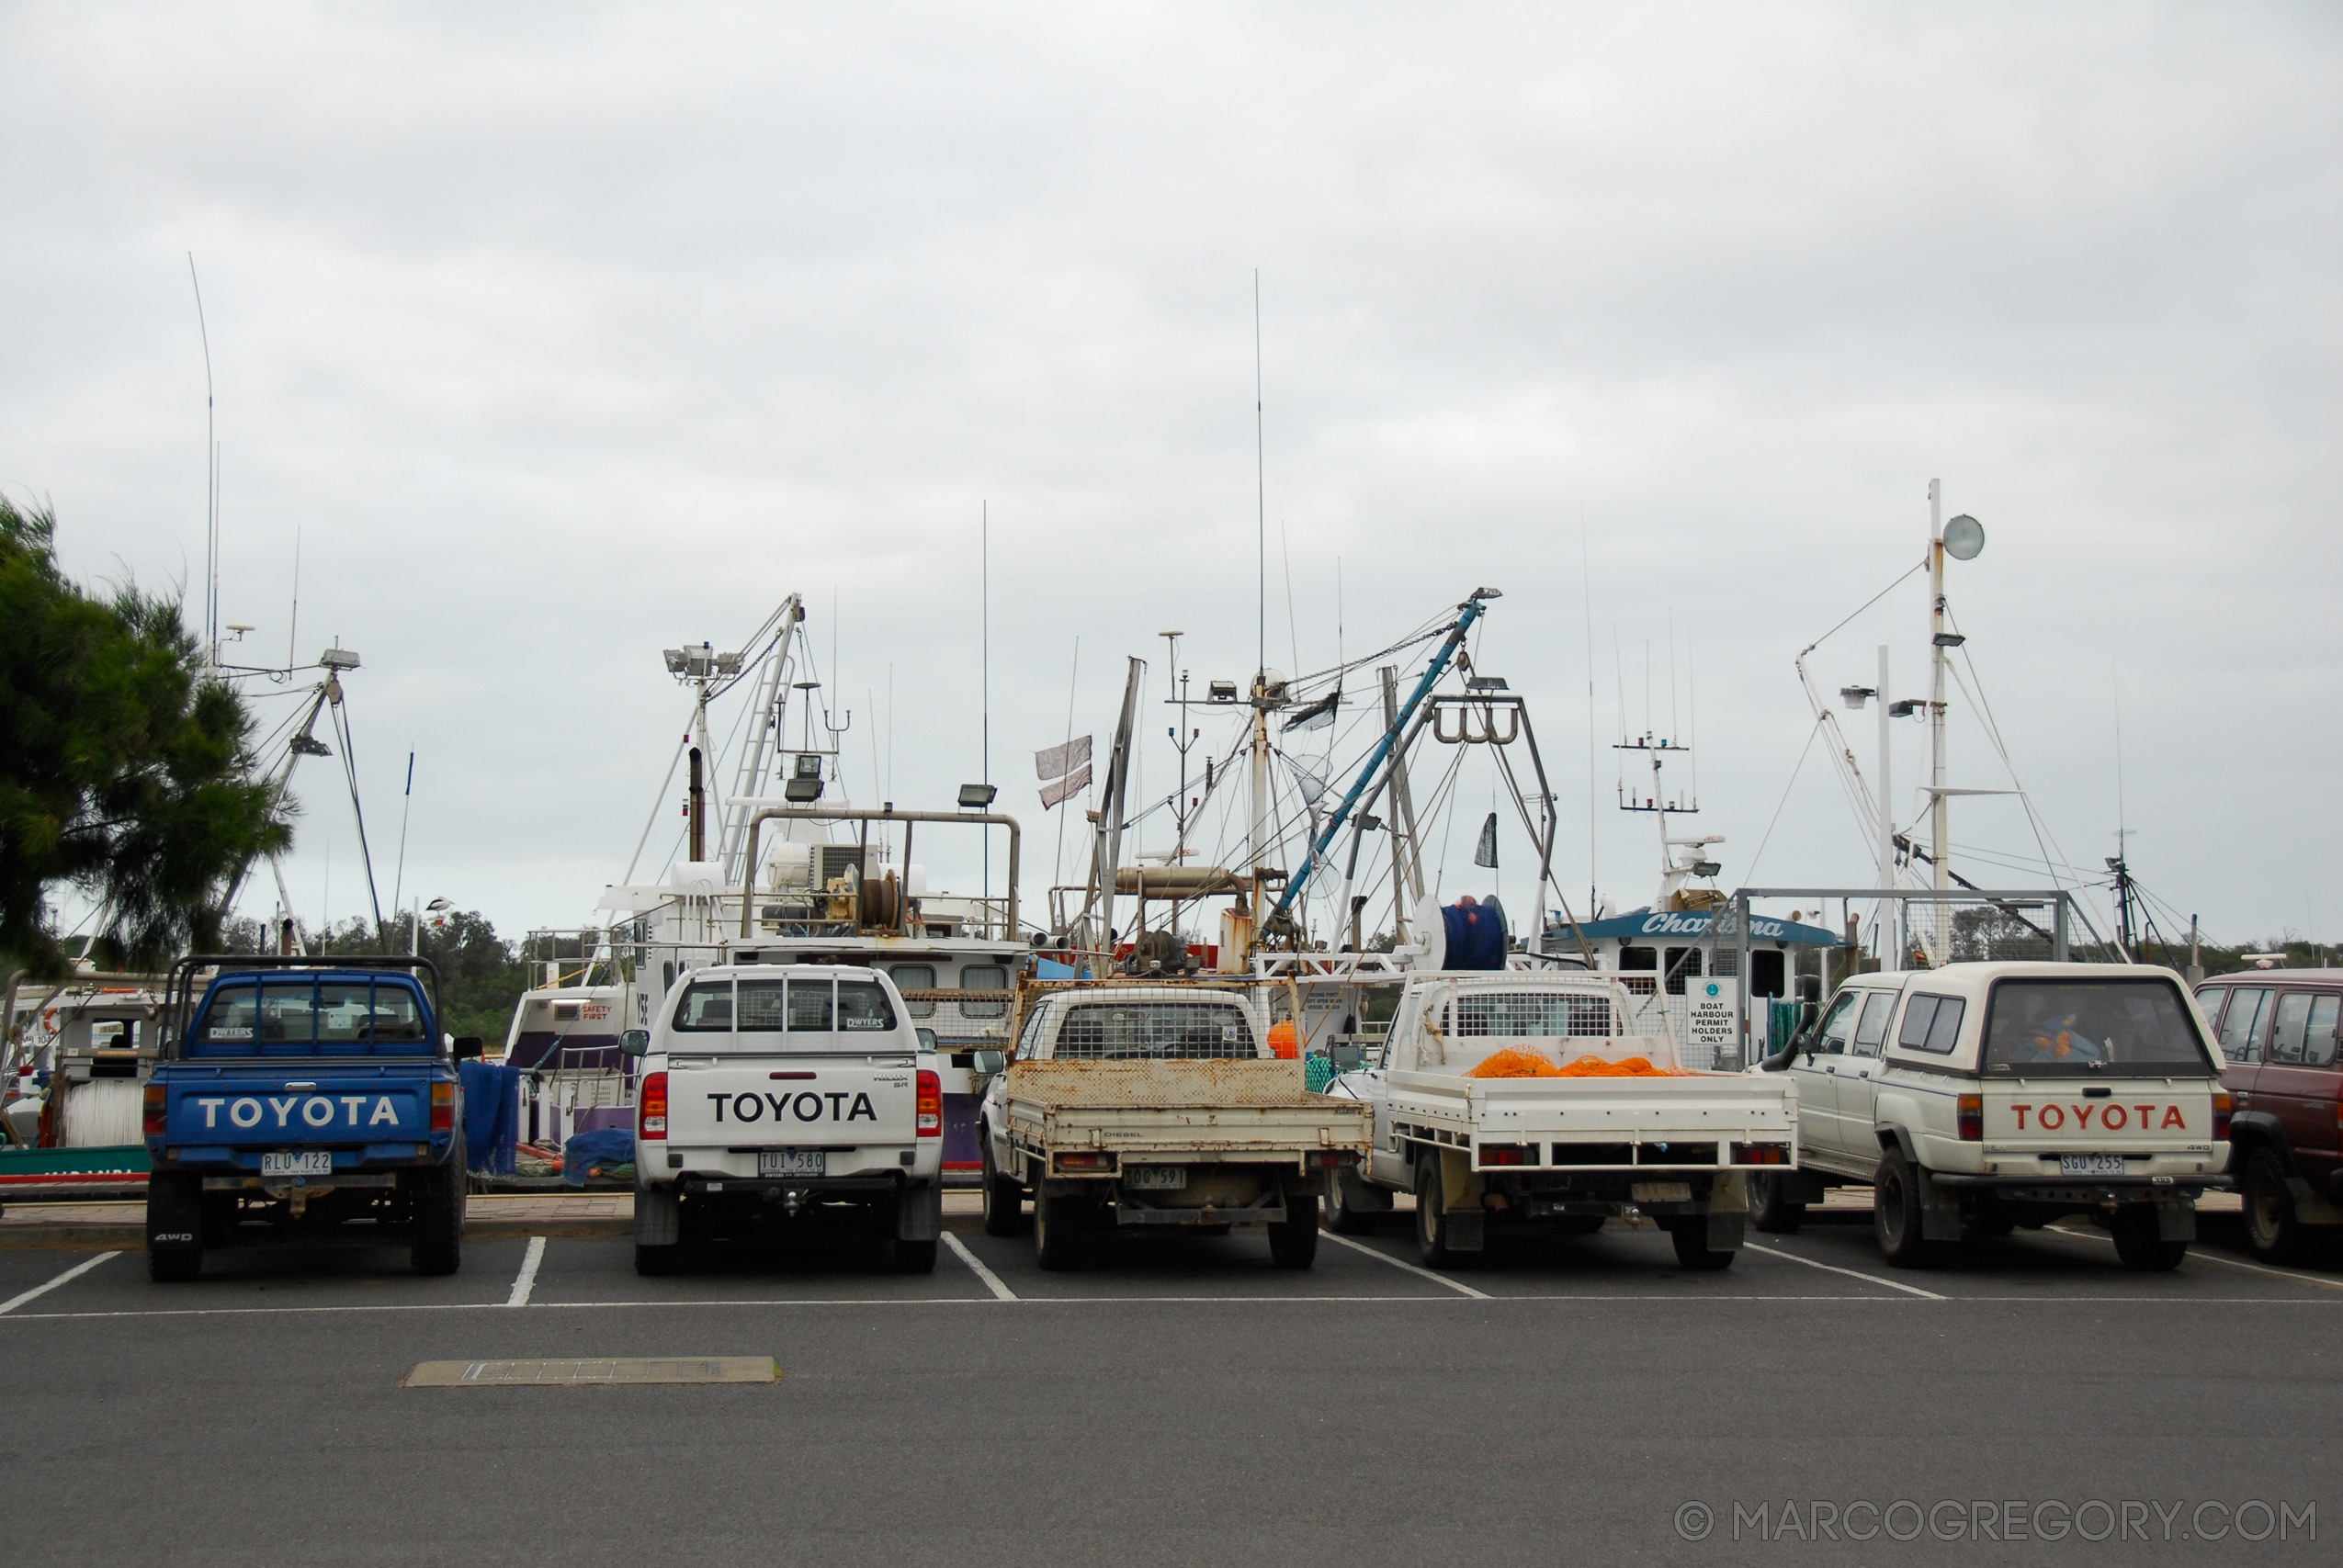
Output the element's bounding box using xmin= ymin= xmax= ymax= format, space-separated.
xmin=978 ymin=983 xmax=1373 ymax=1269
xmin=1754 ymin=961 xmax=2232 ymax=1269
xmin=628 ymin=962 xmax=944 ymax=1275
xmin=1323 ymin=970 xmax=1799 ymax=1269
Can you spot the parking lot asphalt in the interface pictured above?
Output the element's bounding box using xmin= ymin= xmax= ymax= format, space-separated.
xmin=4 ymin=1210 xmax=2337 ymax=1566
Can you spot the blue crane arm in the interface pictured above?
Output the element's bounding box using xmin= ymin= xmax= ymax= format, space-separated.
xmin=1265 ymin=589 xmax=1495 ymax=932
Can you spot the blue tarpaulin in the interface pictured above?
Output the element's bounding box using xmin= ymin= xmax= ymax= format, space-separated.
xmin=562 ymin=1127 xmax=637 ymax=1186
xmin=458 ymin=1061 xmax=520 ymax=1175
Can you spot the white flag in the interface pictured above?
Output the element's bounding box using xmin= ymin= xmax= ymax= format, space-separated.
xmin=1036 ymin=735 xmax=1092 ymax=781
xmin=1039 ymin=763 xmax=1092 ymax=809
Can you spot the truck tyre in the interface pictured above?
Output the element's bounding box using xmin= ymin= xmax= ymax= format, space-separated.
xmin=1749 ymin=1172 xmax=1806 ymax=1235
xmin=1328 ymin=1168 xmax=1383 ymax=1235
xmin=1667 ymin=1218 xmax=1736 ymax=1271
xmin=887 ymin=1237 xmax=939 ymax=1274
xmin=634 ymin=1244 xmax=680 ymax=1276
xmin=1872 ymin=1147 xmax=1936 ymax=1269
xmin=981 ymin=1139 xmax=1025 ymax=1236
xmin=1267 ymin=1193 xmax=1319 ymax=1269
xmin=1553 ymin=1214 xmax=1606 ymax=1236
xmin=1034 ymin=1189 xmax=1086 ymax=1270
xmin=1413 ymin=1152 xmax=1459 ymax=1268
xmin=145 ymin=1172 xmax=204 ymax=1282
xmin=409 ymin=1149 xmax=465 ymax=1277
xmin=2242 ymin=1148 xmax=2307 ymax=1262
xmin=2110 ymin=1203 xmax=2188 ymax=1271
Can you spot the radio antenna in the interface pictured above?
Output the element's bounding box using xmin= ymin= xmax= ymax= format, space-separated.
xmin=187 ymin=254 xmax=217 ymax=663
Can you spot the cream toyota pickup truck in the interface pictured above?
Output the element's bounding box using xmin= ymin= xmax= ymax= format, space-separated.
xmin=1755 ymin=962 xmax=2231 ymax=1269
xmin=629 ymin=962 xmax=943 ymax=1275
xmin=978 ymin=983 xmax=1371 ymax=1269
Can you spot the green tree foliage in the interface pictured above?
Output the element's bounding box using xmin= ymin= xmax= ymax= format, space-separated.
xmin=221 ymin=909 xmax=529 ymax=1043
xmin=1 ymin=496 xmax=289 ymax=976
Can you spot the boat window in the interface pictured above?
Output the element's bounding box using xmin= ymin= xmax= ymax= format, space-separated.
xmin=889 ymin=964 xmax=936 ymax=1020
xmin=1618 ymin=946 xmax=1657 ymax=972
xmin=1896 ymin=994 xmax=1964 ymax=1055
xmin=735 ymin=980 xmax=786 ymax=1032
xmin=1054 ymin=1001 xmax=1253 ymax=1061
xmin=2307 ymin=995 xmax=2341 ymax=1068
xmin=1748 ymin=949 xmax=1784 ymax=998
xmin=2217 ymin=988 xmax=2271 ymax=1064
xmin=787 ymin=978 xmax=834 ymax=1032
xmin=1983 ymin=977 xmax=2219 ymax=1076
xmin=673 ymin=979 xmax=733 ymax=1032
xmin=838 ymin=981 xmax=895 ymax=1032
xmin=1663 ymin=947 xmax=1701 ymax=996
xmin=961 ymin=964 xmax=1009 ymax=1019
xmin=1453 ymin=992 xmax=1614 ymax=1038
xmin=1852 ymin=992 xmax=1896 ymax=1056
xmin=2270 ymin=993 xmax=2315 ymax=1064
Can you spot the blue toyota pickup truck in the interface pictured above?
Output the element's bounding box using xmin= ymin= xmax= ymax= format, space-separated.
xmin=142 ymin=955 xmax=469 ymax=1281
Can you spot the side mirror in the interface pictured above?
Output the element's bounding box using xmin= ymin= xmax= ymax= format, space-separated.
xmin=1797 ymin=974 xmax=1822 ymax=1004
xmin=619 ymin=1030 xmax=651 ymax=1058
xmin=971 ymin=1050 xmax=1006 ymax=1077
xmin=452 ymin=1036 xmax=484 ymax=1061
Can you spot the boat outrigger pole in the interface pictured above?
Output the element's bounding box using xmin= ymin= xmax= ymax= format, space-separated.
xmin=1262 ymin=587 xmax=1499 ymax=942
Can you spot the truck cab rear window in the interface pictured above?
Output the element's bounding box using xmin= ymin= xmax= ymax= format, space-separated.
xmin=673 ymin=980 xmax=734 ymax=1032
xmin=1056 ymin=1002 xmax=1252 ymax=1061
xmin=1982 ymin=978 xmax=2215 ymax=1076
xmin=1452 ymin=992 xmax=1614 ymax=1038
xmin=838 ymin=981 xmax=894 ymax=1032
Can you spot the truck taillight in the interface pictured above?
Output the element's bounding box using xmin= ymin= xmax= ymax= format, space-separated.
xmin=916 ymin=1068 xmax=941 ymax=1137
xmin=1730 ymin=1142 xmax=1790 ymax=1165
xmin=1957 ymin=1094 xmax=1983 ymax=1142
xmin=1055 ymin=1151 xmax=1115 ymax=1172
xmin=640 ymin=1071 xmax=668 ymax=1140
xmin=431 ymin=1081 xmax=456 ymax=1132
xmin=1477 ymin=1143 xmax=1534 ymax=1167
xmin=1305 ymin=1150 xmax=1357 ymax=1168
xmin=143 ymin=1084 xmax=165 ymax=1138
xmin=2213 ymin=1091 xmax=2233 ymax=1141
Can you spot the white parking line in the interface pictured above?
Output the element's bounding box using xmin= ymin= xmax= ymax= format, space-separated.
xmin=506 ymin=1237 xmax=547 ymax=1308
xmin=1742 ymin=1242 xmax=1946 ymax=1300
xmin=1319 ymin=1232 xmax=1491 ymax=1298
xmin=943 ymin=1233 xmax=1017 ymax=1300
xmin=0 ymin=1252 xmax=121 ymax=1315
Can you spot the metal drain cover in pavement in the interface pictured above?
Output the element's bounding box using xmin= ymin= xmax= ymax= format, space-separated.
xmin=404 ymin=1357 xmax=778 ymax=1387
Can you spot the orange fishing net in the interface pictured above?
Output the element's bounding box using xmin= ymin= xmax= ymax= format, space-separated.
xmin=1465 ymin=1049 xmax=1687 ymax=1078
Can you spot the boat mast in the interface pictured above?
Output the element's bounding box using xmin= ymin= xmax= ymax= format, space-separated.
xmin=1927 ymin=478 xmax=1951 ymax=931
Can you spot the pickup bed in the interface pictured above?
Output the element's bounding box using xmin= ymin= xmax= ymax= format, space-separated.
xmin=630 ymin=962 xmax=943 ymax=1275
xmin=979 ymin=984 xmax=1372 ymax=1269
xmin=1326 ymin=971 xmax=1798 ymax=1269
xmin=142 ymin=955 xmax=466 ymax=1280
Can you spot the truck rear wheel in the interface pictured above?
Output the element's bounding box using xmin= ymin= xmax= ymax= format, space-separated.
xmin=887 ymin=1238 xmax=939 ymax=1274
xmin=634 ymin=1244 xmax=680 ymax=1276
xmin=1413 ymin=1153 xmax=1459 ymax=1267
xmin=1667 ymin=1217 xmax=1737 ymax=1271
xmin=1749 ymin=1172 xmax=1806 ymax=1235
xmin=1267 ymin=1193 xmax=1319 ymax=1269
xmin=409 ymin=1153 xmax=465 ymax=1276
xmin=1034 ymin=1189 xmax=1087 ymax=1270
xmin=981 ymin=1139 xmax=1026 ymax=1236
xmin=2110 ymin=1204 xmax=2188 ymax=1271
xmin=2242 ymin=1149 xmax=2307 ymax=1262
xmin=1328 ymin=1168 xmax=1384 ymax=1235
xmin=1872 ymin=1148 xmax=1936 ymax=1269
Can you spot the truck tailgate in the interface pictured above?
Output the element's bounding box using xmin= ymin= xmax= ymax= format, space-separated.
xmin=1004 ymin=1059 xmax=1370 ymax=1155
xmin=667 ymin=1056 xmax=918 ymax=1147
xmin=1981 ymin=1077 xmax=2221 ymax=1156
xmin=163 ymin=1068 xmax=436 ymax=1147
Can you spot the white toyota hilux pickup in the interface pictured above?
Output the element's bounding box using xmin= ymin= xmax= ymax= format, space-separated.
xmin=629 ymin=963 xmax=943 ymax=1275
xmin=1754 ymin=961 xmax=2232 ymax=1269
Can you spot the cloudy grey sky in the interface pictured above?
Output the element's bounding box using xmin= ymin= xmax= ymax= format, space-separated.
xmin=6 ymin=3 xmax=2337 ymax=950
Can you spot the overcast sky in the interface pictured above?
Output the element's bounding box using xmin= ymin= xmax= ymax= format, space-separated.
xmin=6 ymin=3 xmax=2338 ymax=952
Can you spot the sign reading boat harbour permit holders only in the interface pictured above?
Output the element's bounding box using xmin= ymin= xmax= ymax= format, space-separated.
xmin=1687 ymin=979 xmax=1737 ymax=1056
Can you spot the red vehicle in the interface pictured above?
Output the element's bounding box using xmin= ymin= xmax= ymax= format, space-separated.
xmin=2196 ymin=972 xmax=2343 ymax=1259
